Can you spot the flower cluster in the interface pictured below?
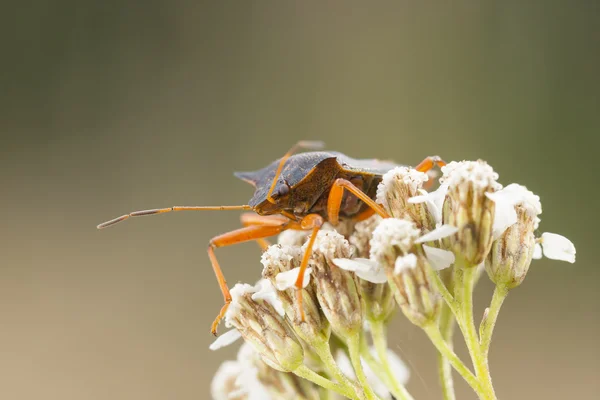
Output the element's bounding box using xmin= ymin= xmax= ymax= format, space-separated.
xmin=210 ymin=160 xmax=575 ymax=400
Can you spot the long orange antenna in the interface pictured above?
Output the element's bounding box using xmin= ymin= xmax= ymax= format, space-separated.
xmin=97 ymin=205 xmax=252 ymax=229
xmin=266 ymin=140 xmax=325 ymax=204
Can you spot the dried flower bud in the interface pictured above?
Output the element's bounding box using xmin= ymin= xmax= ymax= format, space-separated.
xmin=376 ymin=167 xmax=435 ymax=231
xmin=486 ymin=185 xmax=540 ymax=288
xmin=261 ymin=244 xmax=330 ymax=345
xmin=371 ymin=218 xmax=442 ymax=326
xmin=349 ymin=215 xmax=395 ymax=323
xmin=305 ymin=231 xmax=364 ymax=339
xmin=440 ymin=160 xmax=501 ymax=266
xmin=225 ymin=283 xmax=304 ymax=372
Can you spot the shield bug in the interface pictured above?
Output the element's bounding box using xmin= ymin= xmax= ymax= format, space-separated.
xmin=97 ymin=141 xmax=445 ymax=335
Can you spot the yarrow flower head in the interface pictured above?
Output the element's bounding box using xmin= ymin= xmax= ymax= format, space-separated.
xmin=485 ymin=184 xmax=576 ymax=288
xmin=344 ymin=215 xmax=396 ymax=323
xmin=300 ymin=230 xmax=364 ymax=339
xmin=368 ymin=218 xmax=455 ymax=326
xmin=438 ymin=160 xmax=502 ymax=266
xmin=261 ymin=244 xmax=330 ymax=345
xmin=214 ymin=281 xmax=304 ymax=372
xmin=376 ymin=167 xmax=435 ymax=231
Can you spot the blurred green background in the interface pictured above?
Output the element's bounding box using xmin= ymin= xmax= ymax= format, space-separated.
xmin=2 ymin=1 xmax=598 ymax=399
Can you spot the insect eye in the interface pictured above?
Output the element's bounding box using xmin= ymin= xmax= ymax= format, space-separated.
xmin=275 ymin=185 xmax=290 ymax=198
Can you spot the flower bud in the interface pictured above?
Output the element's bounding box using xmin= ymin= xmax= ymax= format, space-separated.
xmin=225 ymin=283 xmax=304 ymax=372
xmin=486 ymin=185 xmax=541 ymax=288
xmin=349 ymin=215 xmax=396 ymax=323
xmin=371 ymin=218 xmax=442 ymax=326
xmin=376 ymin=167 xmax=435 ymax=232
xmin=440 ymin=160 xmax=501 ymax=266
xmin=305 ymin=231 xmax=364 ymax=339
xmin=261 ymin=244 xmax=330 ymax=345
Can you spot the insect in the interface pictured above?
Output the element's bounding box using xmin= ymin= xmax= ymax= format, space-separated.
xmin=97 ymin=141 xmax=445 ymax=335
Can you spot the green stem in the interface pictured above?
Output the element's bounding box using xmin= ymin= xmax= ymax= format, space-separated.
xmin=438 ymin=303 xmax=457 ymax=400
xmin=293 ymin=364 xmax=360 ymax=400
xmin=426 ymin=263 xmax=459 ymax=316
xmin=480 ymin=285 xmax=509 ymax=359
xmin=455 ymin=264 xmax=497 ymax=400
xmin=370 ymin=320 xmax=414 ymax=400
xmin=313 ymin=341 xmax=362 ymax=396
xmin=347 ymin=333 xmax=380 ymax=400
xmin=423 ymin=323 xmax=485 ymax=397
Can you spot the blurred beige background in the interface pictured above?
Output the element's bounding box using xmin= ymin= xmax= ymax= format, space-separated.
xmin=1 ymin=1 xmax=598 ymax=399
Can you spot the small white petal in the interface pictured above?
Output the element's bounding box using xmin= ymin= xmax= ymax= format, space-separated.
xmin=394 ymin=254 xmax=418 ymax=274
xmin=540 ymin=232 xmax=576 ymax=263
xmin=415 ymin=225 xmax=459 ymax=243
xmin=333 ymin=258 xmax=387 ymax=284
xmin=487 ymin=184 xmax=542 ymax=239
xmin=423 ymin=245 xmax=455 ymax=270
xmin=533 ymin=243 xmax=543 ymax=259
xmin=209 ymin=329 xmax=242 ymax=351
xmin=275 ymin=267 xmax=312 ymax=291
xmin=408 ymin=184 xmax=449 ymax=225
xmin=486 ymin=190 xmax=518 ymax=239
xmin=251 ymin=279 xmax=285 ymax=316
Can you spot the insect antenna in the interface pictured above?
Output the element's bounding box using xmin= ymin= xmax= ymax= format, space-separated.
xmin=97 ymin=205 xmax=253 ymax=229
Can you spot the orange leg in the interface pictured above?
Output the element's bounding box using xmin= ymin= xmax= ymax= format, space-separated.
xmin=414 ymin=155 xmax=446 ymax=173
xmin=240 ymin=213 xmax=289 ymax=250
xmin=414 ymin=156 xmax=446 ymax=190
xmin=208 ymin=222 xmax=289 ymax=335
xmin=293 ymin=214 xmax=324 ymax=321
xmin=266 ymin=140 xmax=325 ymax=204
xmin=327 ymin=178 xmax=389 ymax=225
xmin=354 ymin=207 xmax=376 ymax=222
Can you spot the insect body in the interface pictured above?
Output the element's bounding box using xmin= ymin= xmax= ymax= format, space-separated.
xmin=98 ymin=141 xmax=445 ymax=335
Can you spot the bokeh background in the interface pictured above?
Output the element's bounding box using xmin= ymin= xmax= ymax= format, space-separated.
xmin=2 ymin=1 xmax=598 ymax=399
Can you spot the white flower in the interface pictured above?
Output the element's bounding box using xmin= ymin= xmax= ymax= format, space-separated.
xmin=408 ymin=184 xmax=449 ymax=226
xmin=211 ymin=343 xmax=273 ymax=400
xmin=333 ymin=258 xmax=387 ymax=283
xmin=370 ymin=218 xmax=420 ymax=257
xmin=210 ymin=329 xmax=243 ymax=351
xmin=440 ymin=160 xmax=502 ymax=191
xmin=423 ymin=245 xmax=456 ymax=271
xmin=415 ymin=224 xmax=459 ymax=243
xmin=335 ymin=348 xmax=409 ymax=400
xmin=225 ymin=281 xmax=285 ymax=326
xmin=394 ymin=254 xmax=418 ymax=274
xmin=533 ymin=232 xmax=576 ymax=263
xmin=252 ymin=279 xmax=285 ymax=316
xmin=485 ymin=183 xmax=542 ymax=239
xmin=274 ymin=267 xmax=312 ymax=290
xmin=211 ymin=360 xmax=244 ymax=400
xmin=366 ymin=218 xmax=456 ymax=280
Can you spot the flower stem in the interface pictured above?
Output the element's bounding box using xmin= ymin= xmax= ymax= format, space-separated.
xmin=438 ymin=303 xmax=457 ymax=400
xmin=423 ymin=323 xmax=485 ymax=397
xmin=426 ymin=263 xmax=459 ymax=316
xmin=480 ymin=284 xmax=509 ymax=359
xmin=454 ymin=264 xmax=497 ymax=400
xmin=313 ymin=341 xmax=362 ymax=396
xmin=370 ymin=320 xmax=414 ymax=400
xmin=294 ymin=364 xmax=360 ymax=400
xmin=347 ymin=333 xmax=380 ymax=400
